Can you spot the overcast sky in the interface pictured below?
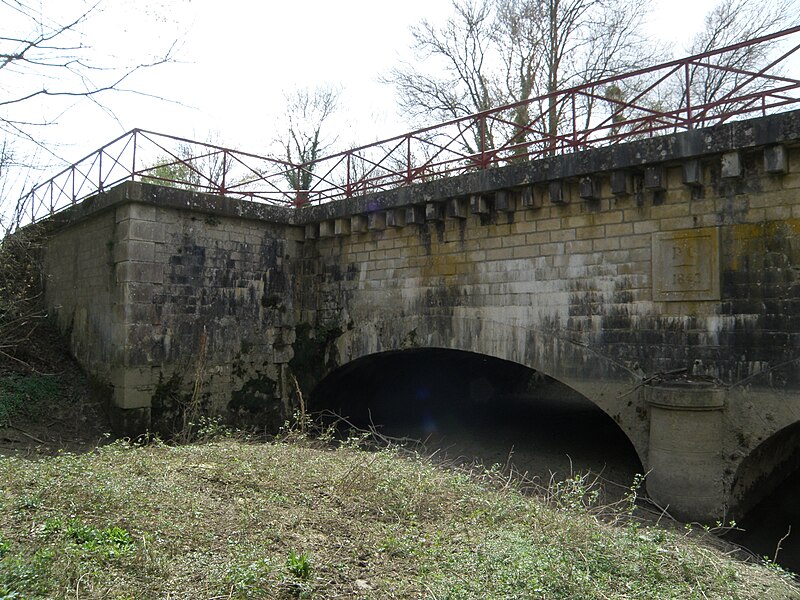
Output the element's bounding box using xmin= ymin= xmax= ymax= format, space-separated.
xmin=3 ymin=0 xmax=722 ymax=188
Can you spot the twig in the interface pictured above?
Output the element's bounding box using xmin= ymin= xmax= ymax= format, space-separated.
xmin=774 ymin=525 xmax=791 ymax=563
xmin=8 ymin=424 xmax=47 ymax=445
xmin=76 ymin=571 xmax=88 ymax=600
xmin=617 ymin=368 xmax=690 ymax=399
xmin=0 ymin=348 xmax=34 ymax=370
xmin=291 ymin=374 xmax=306 ymax=435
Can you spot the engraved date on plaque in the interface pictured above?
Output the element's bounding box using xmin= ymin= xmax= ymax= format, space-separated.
xmin=652 ymin=228 xmax=720 ymax=301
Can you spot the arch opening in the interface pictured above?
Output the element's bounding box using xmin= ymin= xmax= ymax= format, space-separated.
xmin=310 ymin=348 xmax=643 ymax=496
xmin=726 ymin=422 xmax=800 ymax=572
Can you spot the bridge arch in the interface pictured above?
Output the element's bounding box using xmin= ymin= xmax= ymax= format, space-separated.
xmin=317 ymin=314 xmax=649 ymax=464
xmin=730 ymin=420 xmax=800 ymax=518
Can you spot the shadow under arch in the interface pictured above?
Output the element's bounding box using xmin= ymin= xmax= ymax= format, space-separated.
xmin=730 ymin=420 xmax=800 ymax=519
xmin=726 ymin=420 xmax=800 ymax=573
xmin=310 ymin=346 xmax=644 ymax=491
xmin=326 ymin=315 xmax=649 ymax=465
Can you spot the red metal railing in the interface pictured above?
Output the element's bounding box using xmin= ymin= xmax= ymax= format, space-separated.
xmin=13 ymin=25 xmax=800 ymax=228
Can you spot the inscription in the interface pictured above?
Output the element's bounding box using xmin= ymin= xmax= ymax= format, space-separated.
xmin=652 ymin=228 xmax=720 ymax=301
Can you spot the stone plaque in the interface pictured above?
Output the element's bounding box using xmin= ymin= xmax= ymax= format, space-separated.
xmin=652 ymin=228 xmax=720 ymax=301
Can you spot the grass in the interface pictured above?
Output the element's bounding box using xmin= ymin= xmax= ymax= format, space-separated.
xmin=0 ymin=437 xmax=797 ymax=599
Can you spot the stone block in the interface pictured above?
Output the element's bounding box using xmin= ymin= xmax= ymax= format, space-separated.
xmin=367 ymin=212 xmax=387 ymax=231
xmin=525 ymin=231 xmax=552 ymax=245
xmin=644 ymin=166 xmax=666 ymax=191
xmin=592 ymin=237 xmax=620 ymax=251
xmin=115 ymin=261 xmax=164 ymax=284
xmin=425 ymin=202 xmax=445 ymax=222
xmin=117 ymin=219 xmax=165 ymax=243
xmin=470 ymin=195 xmax=490 ymax=215
xmin=550 ymin=228 xmax=575 ymax=242
xmin=304 ymin=223 xmax=319 ymax=240
xmin=406 ymin=205 xmax=425 ymax=225
xmin=563 ymin=214 xmax=593 ymax=228
xmin=115 ymin=203 xmax=157 ymax=223
xmin=610 ymin=170 xmax=630 ymax=196
xmin=123 ymin=303 xmax=159 ymax=324
xmin=548 ymin=181 xmax=566 ymax=204
xmin=682 ymin=160 xmax=703 ymax=187
xmin=518 ymin=186 xmax=541 ymax=208
xmin=113 ymin=240 xmax=156 ymax=264
xmin=118 ymin=283 xmax=157 ymax=304
xmin=579 ymin=177 xmax=598 ymax=201
xmin=273 ymin=344 xmax=294 ymax=364
xmin=494 ymin=190 xmax=514 ymax=212
xmin=350 ymin=215 xmax=368 ymax=233
xmin=652 ymin=227 xmax=720 ymax=301
xmin=721 ymin=152 xmax=741 ymax=178
xmin=387 ymin=209 xmax=407 ymax=228
xmin=575 ymin=225 xmax=605 ymax=240
xmin=447 ymin=198 xmax=468 ymax=219
xmin=536 ymin=217 xmax=560 ymax=232
xmin=110 ymin=366 xmax=155 ymax=409
xmin=764 ymin=144 xmax=788 ymax=174
xmin=319 ymin=220 xmax=335 ymax=238
xmin=604 ymin=223 xmax=633 ymax=237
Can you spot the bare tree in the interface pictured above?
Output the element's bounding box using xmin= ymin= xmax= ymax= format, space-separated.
xmin=682 ymin=0 xmax=800 ymax=119
xmin=1 ymin=0 xmax=179 ymax=228
xmin=387 ymin=0 xmax=499 ymax=153
xmin=279 ymin=85 xmax=340 ymax=198
xmin=1 ymin=1 xmax=176 ymax=146
xmin=387 ymin=0 xmax=651 ymax=156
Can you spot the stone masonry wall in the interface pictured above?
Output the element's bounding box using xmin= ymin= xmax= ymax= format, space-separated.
xmin=44 ymin=209 xmax=120 ymax=384
xmin=43 ymin=183 xmax=302 ymax=435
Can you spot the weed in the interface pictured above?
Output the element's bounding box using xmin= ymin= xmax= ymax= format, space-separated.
xmin=548 ymin=472 xmax=601 ymax=511
xmin=0 ymin=374 xmax=59 ymax=423
xmin=0 ymin=548 xmax=53 ymax=597
xmin=41 ymin=517 xmax=62 ymax=536
xmin=224 ymin=558 xmax=272 ymax=598
xmin=286 ymin=549 xmax=311 ymax=580
xmin=14 ymin=496 xmax=40 ymax=512
xmin=192 ymin=415 xmax=232 ymax=441
xmin=63 ymin=519 xmax=134 ymax=558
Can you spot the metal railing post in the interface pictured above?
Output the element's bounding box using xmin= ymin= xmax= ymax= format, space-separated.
xmin=406 ymin=136 xmax=412 ymax=183
xmin=572 ymin=93 xmax=577 ymax=150
xmin=221 ymin=151 xmax=228 ymax=194
xmin=346 ymin=153 xmax=352 ymax=198
xmin=132 ymin=130 xmax=138 ymax=181
xmin=479 ymin=115 xmax=487 ymax=168
xmin=685 ymin=62 xmax=693 ymax=130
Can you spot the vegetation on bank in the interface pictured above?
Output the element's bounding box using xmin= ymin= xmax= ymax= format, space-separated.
xmin=0 ymin=225 xmax=797 ymax=599
xmin=0 ymin=433 xmax=797 ymax=599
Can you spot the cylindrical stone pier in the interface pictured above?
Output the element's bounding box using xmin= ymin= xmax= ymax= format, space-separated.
xmin=645 ymin=381 xmax=727 ymax=522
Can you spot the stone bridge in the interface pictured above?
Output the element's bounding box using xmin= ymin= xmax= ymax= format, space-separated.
xmin=39 ymin=111 xmax=800 ymax=522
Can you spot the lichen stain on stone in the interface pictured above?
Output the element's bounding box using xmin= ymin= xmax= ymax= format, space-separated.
xmin=289 ymin=323 xmax=343 ymax=398
xmin=229 ymin=375 xmax=277 ymax=414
